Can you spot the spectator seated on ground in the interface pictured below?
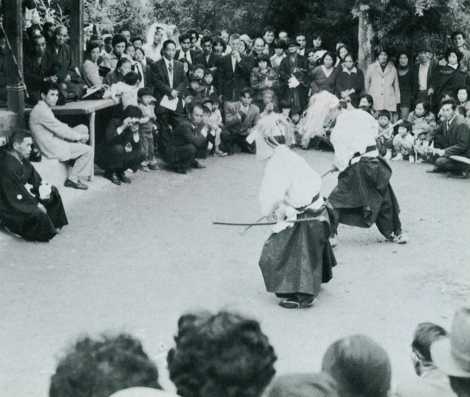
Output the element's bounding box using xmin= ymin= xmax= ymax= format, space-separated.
xmin=0 ymin=129 xmax=68 ymax=242
xmin=29 ymin=81 xmax=93 ymax=190
xmin=222 ymin=87 xmax=260 ymax=154
xmin=268 ymin=373 xmax=339 ymax=397
xmin=163 ymin=103 xmax=207 ymax=174
xmin=428 ymin=98 xmax=470 ymax=178
xmin=49 ymin=333 xmax=162 ymax=397
xmin=321 ymin=334 xmax=392 ymax=397
xmin=431 ymin=307 xmax=470 ymax=397
xmin=96 ymin=105 xmax=144 ymax=185
xmin=167 ymin=310 xmax=277 ymax=397
xmin=396 ymin=322 xmax=453 ymax=397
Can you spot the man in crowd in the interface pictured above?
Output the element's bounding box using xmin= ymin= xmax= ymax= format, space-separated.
xmin=0 ymin=129 xmax=68 ymax=242
xmin=175 ymin=32 xmax=199 ymax=73
xmin=24 ymin=35 xmax=55 ymax=104
xmin=148 ymin=39 xmax=187 ymax=157
xmin=432 ymin=307 xmax=470 ymax=397
xmin=101 ymin=34 xmax=127 ymax=71
xmin=46 ymin=25 xmax=72 ymax=84
xmin=452 ymin=31 xmax=470 ymax=73
xmin=143 ymin=25 xmax=164 ymax=63
xmin=120 ymin=29 xmax=132 ymax=44
xmin=164 ymin=103 xmax=207 ymax=174
xmin=196 ymin=36 xmax=220 ymax=74
xmin=429 ymin=98 xmax=470 ymax=177
xmin=278 ymin=30 xmax=288 ymax=43
xmin=413 ymin=46 xmax=435 ymax=104
xmin=222 ymin=87 xmax=259 ymax=154
xmin=29 ymin=82 xmax=92 ymax=190
xmin=262 ymin=26 xmax=276 ymax=56
xmin=296 ymin=33 xmax=307 ymax=56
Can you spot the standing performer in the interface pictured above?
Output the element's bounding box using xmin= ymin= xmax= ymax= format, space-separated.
xmin=328 ymin=104 xmax=407 ymax=245
xmin=250 ymin=114 xmax=337 ymax=309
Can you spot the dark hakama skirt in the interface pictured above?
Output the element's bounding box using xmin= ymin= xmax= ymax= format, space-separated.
xmin=259 ymin=208 xmax=337 ymax=297
xmin=328 ymin=156 xmax=402 ymax=238
xmin=1 ymin=186 xmax=68 ymax=242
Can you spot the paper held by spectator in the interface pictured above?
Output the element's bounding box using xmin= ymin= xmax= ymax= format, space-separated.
xmin=160 ymin=95 xmax=178 ymax=111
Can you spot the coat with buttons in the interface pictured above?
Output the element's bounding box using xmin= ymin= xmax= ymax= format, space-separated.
xmin=365 ymin=61 xmax=401 ymax=112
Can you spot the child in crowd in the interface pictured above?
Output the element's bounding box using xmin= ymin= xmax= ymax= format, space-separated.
xmin=392 ymin=120 xmax=415 ymax=161
xmin=183 ymin=76 xmax=204 ymax=114
xmin=191 ymin=64 xmax=205 ymax=81
xmin=358 ymin=94 xmax=375 ymax=117
xmin=279 ymin=100 xmax=297 ymax=147
xmin=137 ymin=87 xmax=159 ymax=171
xmin=201 ymin=69 xmax=217 ymax=98
xmin=376 ymin=109 xmax=394 ymax=158
xmin=407 ymin=101 xmax=436 ymax=161
xmin=104 ymin=71 xmax=140 ymax=109
xmin=201 ymin=102 xmax=227 ymax=156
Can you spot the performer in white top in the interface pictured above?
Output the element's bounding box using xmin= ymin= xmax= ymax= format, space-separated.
xmin=328 ymin=103 xmax=408 ymax=245
xmin=248 ymin=114 xmax=337 ymax=309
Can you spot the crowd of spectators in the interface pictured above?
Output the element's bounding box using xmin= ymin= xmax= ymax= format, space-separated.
xmin=46 ymin=306 xmax=470 ymax=397
xmin=9 ymin=24 xmax=470 ymax=185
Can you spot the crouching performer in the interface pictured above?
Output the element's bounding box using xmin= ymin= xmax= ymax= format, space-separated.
xmin=328 ymin=104 xmax=407 ymax=245
xmin=0 ymin=129 xmax=68 ymax=242
xmin=250 ymin=114 xmax=337 ymax=309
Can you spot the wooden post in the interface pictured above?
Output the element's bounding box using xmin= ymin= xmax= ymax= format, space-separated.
xmin=70 ymin=0 xmax=84 ymax=69
xmin=3 ymin=0 xmax=25 ymax=125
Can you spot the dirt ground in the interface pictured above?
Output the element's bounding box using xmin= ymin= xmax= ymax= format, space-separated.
xmin=1 ymin=149 xmax=470 ymax=397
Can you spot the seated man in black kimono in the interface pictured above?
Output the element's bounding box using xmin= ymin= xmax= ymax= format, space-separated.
xmin=0 ymin=129 xmax=68 ymax=242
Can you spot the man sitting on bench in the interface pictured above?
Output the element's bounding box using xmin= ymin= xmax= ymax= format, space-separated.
xmin=29 ymin=81 xmax=93 ymax=190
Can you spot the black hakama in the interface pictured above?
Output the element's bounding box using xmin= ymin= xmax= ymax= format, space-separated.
xmin=328 ymin=156 xmax=402 ymax=239
xmin=258 ymin=207 xmax=337 ymax=298
xmin=0 ymin=151 xmax=68 ymax=242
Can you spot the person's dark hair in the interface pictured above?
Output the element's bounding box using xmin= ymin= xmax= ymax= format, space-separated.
xmin=336 ymin=45 xmax=349 ymax=60
xmin=179 ymin=32 xmax=191 ymax=44
xmin=162 ymin=39 xmax=177 ymax=52
xmin=123 ymin=105 xmax=143 ymax=119
xmin=445 ymin=47 xmax=463 ymax=64
xmin=257 ymin=54 xmax=270 ymax=65
xmin=374 ymin=46 xmax=389 ymax=60
xmin=279 ymin=98 xmax=291 ymax=110
xmin=40 ymin=81 xmax=60 ymax=95
xmin=123 ymin=71 xmax=140 ymax=86
xmin=213 ymin=38 xmax=227 ymax=52
xmin=377 ymin=109 xmax=391 ymax=120
xmin=322 ymin=334 xmax=391 ymax=397
xmin=441 ymin=98 xmax=457 ymax=110
xmin=135 ymin=47 xmax=146 ymax=57
xmin=202 ymin=104 xmax=212 ymax=114
xmin=344 ymin=53 xmax=355 ymax=63
xmin=9 ymin=129 xmax=32 ymax=150
xmin=452 ymin=31 xmax=466 ymax=41
xmin=321 ymin=51 xmax=337 ymax=66
xmin=263 ymin=26 xmax=275 ymax=36
xmin=112 ymin=34 xmax=127 ymax=48
xmin=85 ymin=42 xmax=101 ymax=58
xmin=359 ymin=94 xmax=374 ymax=108
xmin=312 ymin=33 xmax=322 ymax=40
xmin=167 ymin=310 xmax=277 ymax=397
xmin=49 ymin=333 xmax=161 ymax=397
xmin=104 ymin=36 xmax=113 ymax=45
xmin=201 ymin=36 xmax=213 ymax=47
xmin=204 ymin=69 xmax=214 ymax=77
xmin=411 ymin=322 xmax=447 ymax=362
xmin=414 ymin=100 xmax=430 ymax=114
xmin=273 ymin=39 xmax=287 ymax=50
xmin=116 ymin=57 xmax=131 ymax=70
xmin=395 ymin=120 xmax=412 ymax=134
xmin=240 ymin=87 xmax=254 ymax=98
xmin=132 ymin=36 xmax=143 ymax=44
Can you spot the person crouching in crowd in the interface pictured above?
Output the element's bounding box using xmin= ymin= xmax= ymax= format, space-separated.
xmin=201 ymin=100 xmax=228 ymax=156
xmin=408 ymin=101 xmax=437 ymax=162
xmin=376 ymin=110 xmax=394 ymax=158
xmin=137 ymin=88 xmax=159 ymax=171
xmin=49 ymin=333 xmax=166 ymax=397
xmin=392 ymin=120 xmax=415 ymax=161
xmin=97 ymin=106 xmax=144 ymax=185
xmin=167 ymin=310 xmax=277 ymax=397
xmin=0 ymin=129 xmax=68 ymax=242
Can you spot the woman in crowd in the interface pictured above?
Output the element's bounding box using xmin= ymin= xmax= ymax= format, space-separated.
xmin=250 ymin=54 xmax=279 ymax=107
xmin=133 ymin=47 xmax=149 ymax=88
xmin=322 ymin=335 xmax=392 ymax=397
xmin=334 ymin=53 xmax=365 ymax=107
xmin=431 ymin=48 xmax=467 ymax=111
xmin=366 ymin=48 xmax=400 ymax=117
xmin=270 ymin=39 xmax=286 ymax=71
xmin=167 ymin=310 xmax=277 ymax=397
xmin=212 ymin=37 xmax=226 ymax=57
xmin=335 ymin=44 xmax=349 ymax=67
xmin=310 ymin=51 xmax=338 ymax=94
xmin=397 ymin=51 xmax=414 ymax=120
xmin=96 ymin=105 xmax=144 ymax=185
xmin=82 ymin=41 xmax=104 ymax=88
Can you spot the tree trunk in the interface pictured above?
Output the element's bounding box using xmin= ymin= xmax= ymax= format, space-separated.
xmin=357 ymin=8 xmax=374 ymax=72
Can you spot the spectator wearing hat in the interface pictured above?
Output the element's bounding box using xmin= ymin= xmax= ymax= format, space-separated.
xmin=250 ymin=54 xmax=279 ymax=107
xmin=101 ymin=34 xmax=128 ymax=71
xmin=167 ymin=310 xmax=277 ymax=397
xmin=97 ymin=105 xmax=144 ymax=185
xmin=396 ymin=322 xmax=454 ymax=397
xmin=322 ymin=334 xmax=392 ymax=397
xmin=267 ymin=373 xmax=339 ymax=397
xmin=138 ymin=87 xmax=159 ymax=171
xmin=432 ymin=307 xmax=470 ymax=397
xmin=279 ymin=39 xmax=308 ymax=117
